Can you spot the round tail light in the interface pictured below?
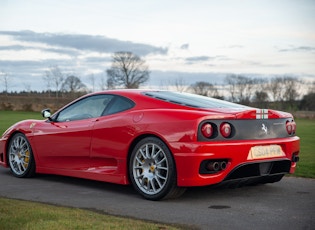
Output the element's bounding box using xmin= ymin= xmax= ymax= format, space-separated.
xmin=220 ymin=122 xmax=232 ymax=138
xmin=201 ymin=123 xmax=213 ymax=138
xmin=292 ymin=121 xmax=296 ymax=134
xmin=286 ymin=121 xmax=293 ymax=135
xmin=286 ymin=120 xmax=296 ymax=135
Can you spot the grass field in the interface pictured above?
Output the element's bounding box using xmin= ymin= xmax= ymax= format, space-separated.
xmin=0 ymin=197 xmax=180 ymax=230
xmin=0 ymin=111 xmax=43 ymax=134
xmin=294 ymin=118 xmax=315 ymax=178
xmin=0 ymin=110 xmax=314 ymax=178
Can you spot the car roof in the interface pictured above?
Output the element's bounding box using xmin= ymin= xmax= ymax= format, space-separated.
xmin=89 ymin=89 xmax=249 ymax=110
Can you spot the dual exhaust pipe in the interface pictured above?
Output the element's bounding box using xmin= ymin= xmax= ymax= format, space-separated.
xmin=206 ymin=160 xmax=228 ymax=172
xmin=292 ymin=154 xmax=299 ymax=163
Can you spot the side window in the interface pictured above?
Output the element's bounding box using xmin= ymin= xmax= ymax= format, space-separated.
xmin=56 ymin=95 xmax=113 ymax=122
xmin=105 ymin=96 xmax=135 ymax=115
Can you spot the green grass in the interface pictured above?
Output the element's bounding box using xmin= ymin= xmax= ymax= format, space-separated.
xmin=0 ymin=111 xmax=42 ymax=134
xmin=0 ymin=197 xmax=180 ymax=230
xmin=294 ymin=118 xmax=315 ymax=178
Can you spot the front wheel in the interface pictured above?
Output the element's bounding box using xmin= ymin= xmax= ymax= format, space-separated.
xmin=129 ymin=137 xmax=185 ymax=200
xmin=7 ymin=133 xmax=36 ymax=178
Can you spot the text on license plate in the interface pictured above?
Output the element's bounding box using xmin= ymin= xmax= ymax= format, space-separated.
xmin=247 ymin=145 xmax=285 ymax=160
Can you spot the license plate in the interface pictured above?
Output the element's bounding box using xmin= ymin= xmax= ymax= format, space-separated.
xmin=247 ymin=145 xmax=285 ymax=160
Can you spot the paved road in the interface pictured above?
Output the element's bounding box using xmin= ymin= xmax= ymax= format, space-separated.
xmin=0 ymin=167 xmax=314 ymax=230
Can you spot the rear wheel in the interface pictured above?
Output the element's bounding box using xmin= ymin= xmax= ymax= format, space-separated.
xmin=129 ymin=137 xmax=185 ymax=200
xmin=7 ymin=133 xmax=36 ymax=178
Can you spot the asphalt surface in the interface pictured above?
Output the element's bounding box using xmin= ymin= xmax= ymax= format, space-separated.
xmin=0 ymin=167 xmax=314 ymax=230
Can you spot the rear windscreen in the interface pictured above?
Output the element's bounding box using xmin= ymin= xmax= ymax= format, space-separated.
xmin=144 ymin=91 xmax=248 ymax=109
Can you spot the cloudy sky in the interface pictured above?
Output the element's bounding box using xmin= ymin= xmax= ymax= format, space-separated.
xmin=0 ymin=0 xmax=315 ymax=91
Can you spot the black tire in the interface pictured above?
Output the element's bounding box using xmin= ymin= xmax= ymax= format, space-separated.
xmin=129 ymin=137 xmax=185 ymax=200
xmin=7 ymin=133 xmax=36 ymax=178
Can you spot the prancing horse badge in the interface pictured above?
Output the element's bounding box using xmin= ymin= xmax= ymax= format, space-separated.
xmin=261 ymin=123 xmax=268 ymax=134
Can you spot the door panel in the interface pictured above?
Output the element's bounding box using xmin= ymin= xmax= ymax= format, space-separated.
xmin=32 ymin=119 xmax=94 ymax=169
xmin=32 ymin=94 xmax=114 ymax=169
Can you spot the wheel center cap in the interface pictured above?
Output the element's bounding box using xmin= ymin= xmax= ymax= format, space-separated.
xmin=150 ymin=165 xmax=155 ymax=172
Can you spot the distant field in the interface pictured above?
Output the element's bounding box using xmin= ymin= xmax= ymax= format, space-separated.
xmin=0 ymin=111 xmax=314 ymax=178
xmin=294 ymin=118 xmax=315 ymax=178
xmin=0 ymin=111 xmax=42 ymax=134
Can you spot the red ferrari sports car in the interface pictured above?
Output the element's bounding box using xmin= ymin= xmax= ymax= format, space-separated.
xmin=0 ymin=90 xmax=300 ymax=200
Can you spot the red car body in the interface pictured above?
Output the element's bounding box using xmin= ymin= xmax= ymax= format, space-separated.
xmin=0 ymin=90 xmax=300 ymax=200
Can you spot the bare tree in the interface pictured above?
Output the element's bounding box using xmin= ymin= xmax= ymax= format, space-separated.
xmin=309 ymin=80 xmax=315 ymax=93
xmin=225 ymin=75 xmax=259 ymax=104
xmin=0 ymin=70 xmax=10 ymax=95
xmin=89 ymin=74 xmax=95 ymax=92
xmin=265 ymin=76 xmax=302 ymax=110
xmin=45 ymin=66 xmax=64 ymax=98
xmin=235 ymin=75 xmax=253 ymax=104
xmin=225 ymin=75 xmax=238 ymax=102
xmin=62 ymin=75 xmax=86 ymax=95
xmin=43 ymin=71 xmax=52 ymax=97
xmin=282 ymin=76 xmax=300 ymax=105
xmin=253 ymin=91 xmax=269 ymax=108
xmin=300 ymin=92 xmax=315 ymax=111
xmin=267 ymin=77 xmax=284 ymax=102
xmin=100 ymin=74 xmax=107 ymax=91
xmin=106 ymin=52 xmax=150 ymax=89
xmin=267 ymin=76 xmax=300 ymax=101
xmin=173 ymin=77 xmax=188 ymax=93
xmin=190 ymin=81 xmax=219 ymax=97
xmin=23 ymin=83 xmax=32 ymax=96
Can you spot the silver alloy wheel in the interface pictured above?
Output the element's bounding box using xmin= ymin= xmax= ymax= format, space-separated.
xmin=132 ymin=142 xmax=169 ymax=196
xmin=8 ymin=134 xmax=32 ymax=176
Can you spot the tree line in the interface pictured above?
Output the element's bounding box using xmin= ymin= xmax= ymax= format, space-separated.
xmin=1 ymin=51 xmax=314 ymax=111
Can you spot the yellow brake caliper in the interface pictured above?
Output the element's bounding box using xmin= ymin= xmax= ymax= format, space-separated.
xmin=23 ymin=150 xmax=30 ymax=168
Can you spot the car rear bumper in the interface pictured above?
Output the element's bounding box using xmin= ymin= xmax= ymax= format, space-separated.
xmin=170 ymin=136 xmax=300 ymax=187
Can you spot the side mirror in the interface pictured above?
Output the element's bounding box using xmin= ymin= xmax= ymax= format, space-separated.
xmin=41 ymin=109 xmax=52 ymax=120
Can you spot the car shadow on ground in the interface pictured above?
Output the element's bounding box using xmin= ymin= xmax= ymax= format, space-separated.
xmin=2 ymin=167 xmax=285 ymax=202
xmin=34 ymin=173 xmax=137 ymax=194
xmin=32 ymin=172 xmax=284 ymax=202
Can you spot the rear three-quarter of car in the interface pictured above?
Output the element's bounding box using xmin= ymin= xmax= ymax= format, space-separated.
xmin=137 ymin=91 xmax=300 ymax=189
